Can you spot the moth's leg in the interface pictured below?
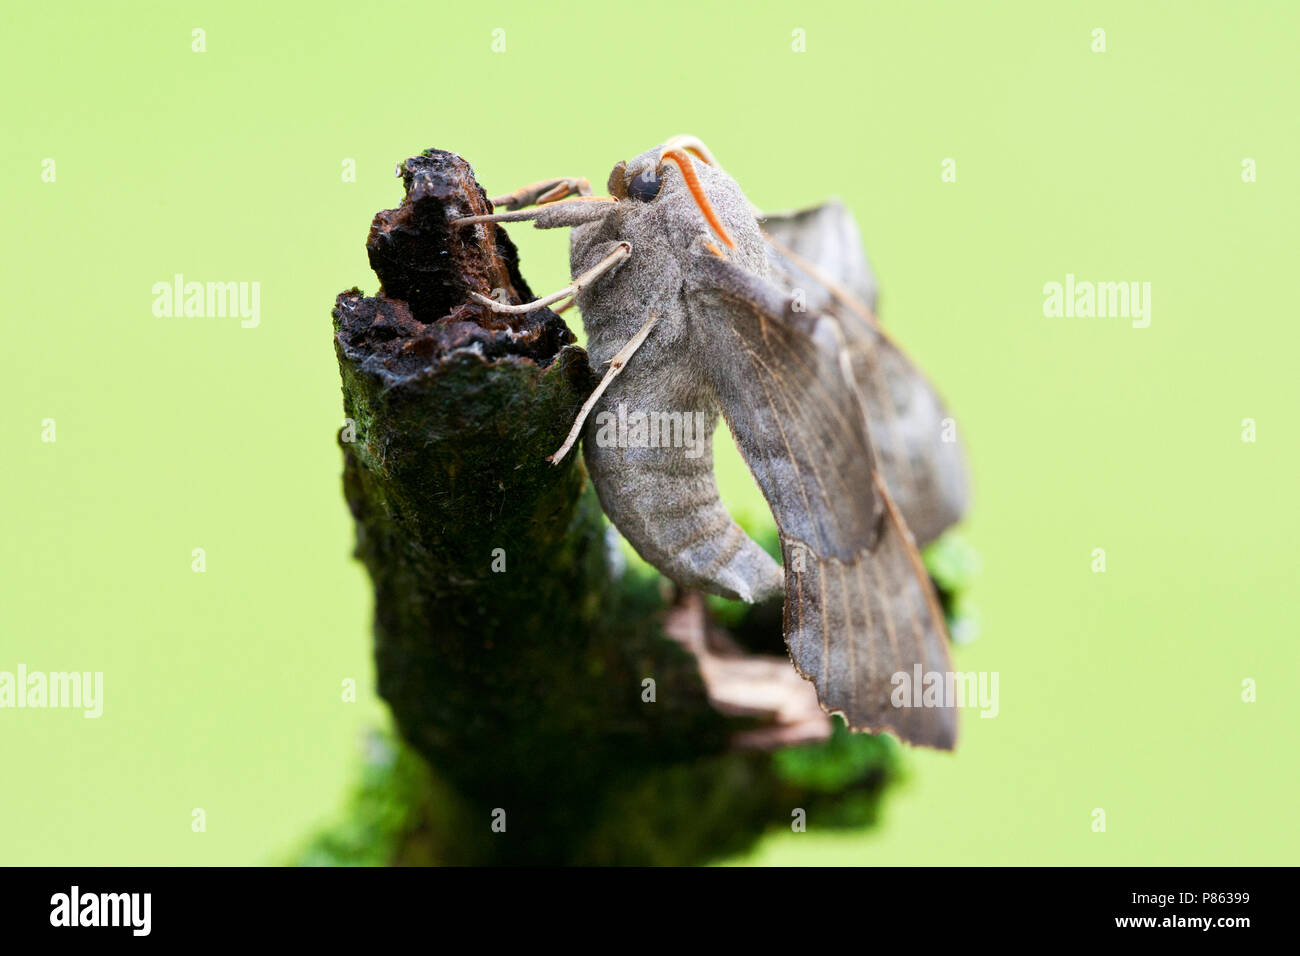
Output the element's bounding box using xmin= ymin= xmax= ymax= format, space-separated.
xmin=451 ymin=197 xmax=615 ymax=230
xmin=469 ymin=241 xmax=630 ymax=315
xmin=489 ymin=176 xmax=591 ymax=211
xmin=546 ymin=311 xmax=659 ymax=464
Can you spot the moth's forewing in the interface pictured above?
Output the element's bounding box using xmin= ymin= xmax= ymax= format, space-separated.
xmin=690 ymin=254 xmax=958 ymax=749
xmin=764 ymin=202 xmax=970 ymax=546
xmin=570 ymin=208 xmax=784 ymax=604
xmin=687 ymin=258 xmax=882 ymax=562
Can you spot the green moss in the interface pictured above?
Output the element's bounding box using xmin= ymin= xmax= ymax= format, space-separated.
xmin=925 ymin=531 xmax=982 ymax=645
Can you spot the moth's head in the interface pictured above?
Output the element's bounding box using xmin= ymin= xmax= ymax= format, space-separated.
xmin=606 ymin=135 xmax=754 ymax=256
xmin=607 ymin=135 xmax=722 ymax=200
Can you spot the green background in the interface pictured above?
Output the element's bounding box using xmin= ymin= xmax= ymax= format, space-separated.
xmin=2 ymin=0 xmax=1295 ymax=865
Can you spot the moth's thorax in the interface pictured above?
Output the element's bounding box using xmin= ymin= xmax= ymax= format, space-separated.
xmin=571 ymin=154 xmax=770 ymax=367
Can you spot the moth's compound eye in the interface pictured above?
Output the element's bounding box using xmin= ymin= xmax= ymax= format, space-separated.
xmin=627 ymin=167 xmax=662 ymax=202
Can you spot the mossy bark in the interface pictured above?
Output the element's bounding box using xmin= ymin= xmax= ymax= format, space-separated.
xmin=306 ymin=149 xmax=903 ymax=866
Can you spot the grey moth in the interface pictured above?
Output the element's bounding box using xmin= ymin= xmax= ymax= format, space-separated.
xmin=456 ymin=136 xmax=970 ymax=749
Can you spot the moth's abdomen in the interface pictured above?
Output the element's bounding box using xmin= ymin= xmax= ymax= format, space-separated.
xmin=582 ymin=380 xmax=783 ymax=604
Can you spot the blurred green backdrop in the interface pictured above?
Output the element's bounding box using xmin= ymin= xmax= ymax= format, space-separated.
xmin=2 ymin=0 xmax=1296 ymax=865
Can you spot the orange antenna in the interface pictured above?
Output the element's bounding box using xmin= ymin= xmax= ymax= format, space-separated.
xmin=659 ymin=148 xmax=735 ymax=249
xmin=664 ymin=134 xmax=721 ymax=168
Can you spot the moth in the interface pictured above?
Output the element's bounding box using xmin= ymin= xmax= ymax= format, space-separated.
xmin=454 ymin=136 xmax=970 ymax=749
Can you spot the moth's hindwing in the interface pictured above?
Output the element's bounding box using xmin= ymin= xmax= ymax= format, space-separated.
xmin=762 ymin=200 xmax=879 ymax=310
xmin=849 ymin=331 xmax=969 ymax=546
xmin=764 ymin=201 xmax=970 ymax=546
